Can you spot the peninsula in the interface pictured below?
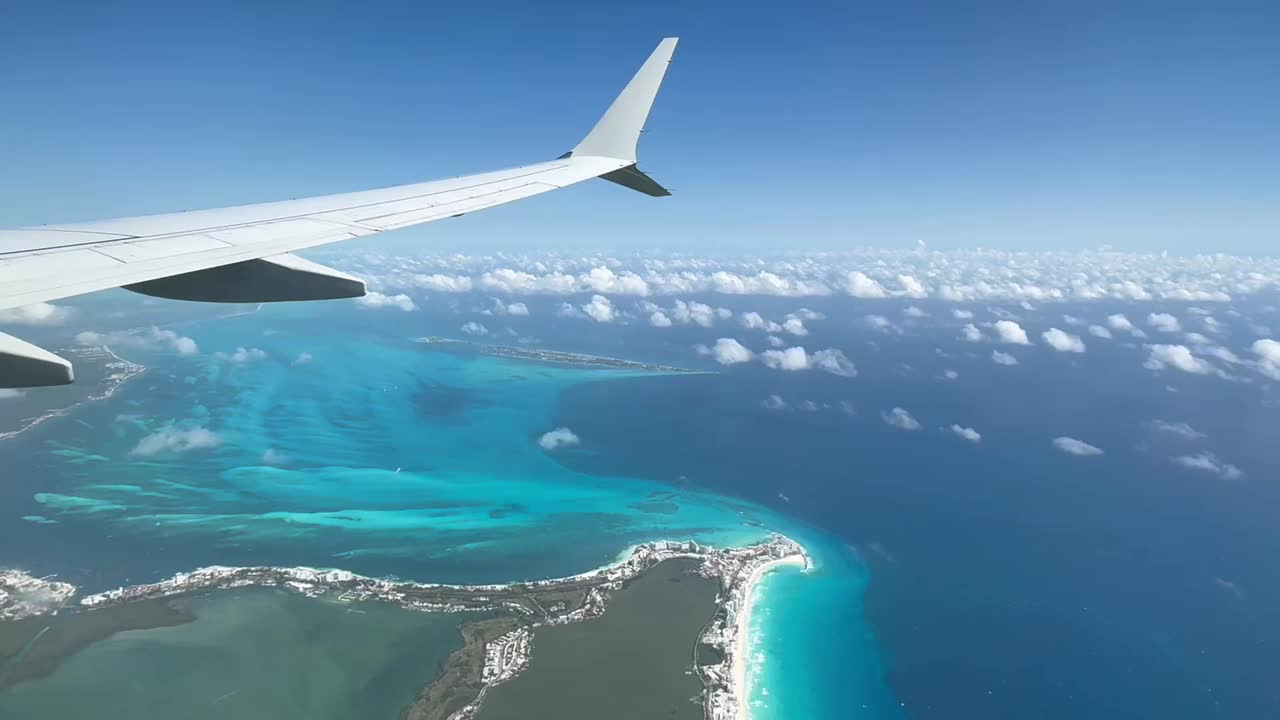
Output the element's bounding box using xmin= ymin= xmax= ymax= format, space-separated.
xmin=2 ymin=536 xmax=807 ymax=720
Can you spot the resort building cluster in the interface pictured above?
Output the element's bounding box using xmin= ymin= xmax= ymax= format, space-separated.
xmin=0 ymin=569 xmax=76 ymax=621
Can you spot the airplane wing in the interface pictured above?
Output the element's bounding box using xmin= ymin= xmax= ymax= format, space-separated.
xmin=0 ymin=38 xmax=678 ymax=388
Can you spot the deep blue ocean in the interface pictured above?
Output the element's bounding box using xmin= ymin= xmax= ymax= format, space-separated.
xmin=2 ymin=290 xmax=1279 ymax=718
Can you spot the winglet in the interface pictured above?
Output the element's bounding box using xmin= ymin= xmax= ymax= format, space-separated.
xmin=571 ymin=37 xmax=678 ymax=163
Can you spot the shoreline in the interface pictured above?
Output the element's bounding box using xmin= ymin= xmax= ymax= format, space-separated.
xmin=3 ymin=536 xmax=810 ymax=720
xmin=0 ymin=344 xmax=144 ymax=443
xmin=732 ymin=555 xmax=809 ymax=720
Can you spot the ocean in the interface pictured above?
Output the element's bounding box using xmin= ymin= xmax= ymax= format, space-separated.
xmin=2 ymin=292 xmax=1279 ymax=718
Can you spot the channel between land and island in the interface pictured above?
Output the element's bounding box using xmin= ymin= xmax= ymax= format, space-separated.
xmin=1 ymin=534 xmax=809 ymax=720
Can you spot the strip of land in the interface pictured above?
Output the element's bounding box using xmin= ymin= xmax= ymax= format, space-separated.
xmin=1 ymin=535 xmax=808 ymax=720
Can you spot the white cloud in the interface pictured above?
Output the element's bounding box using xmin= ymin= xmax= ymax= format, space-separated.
xmin=1148 ymin=312 xmax=1181 ymax=333
xmin=739 ymin=311 xmax=768 ymax=330
xmin=1041 ymin=328 xmax=1086 ymax=353
xmin=504 ymin=301 xmax=530 ymax=317
xmin=897 ymin=275 xmax=928 ymax=298
xmin=130 ymin=426 xmax=221 ymax=457
xmin=781 ymin=317 xmax=808 ymax=336
xmin=943 ymin=369 xmax=959 ymax=380
xmin=538 ymin=427 xmax=580 ymax=451
xmin=1253 ymin=339 xmax=1280 ymax=380
xmin=993 ymin=320 xmax=1030 ymax=345
xmin=1107 ymin=314 xmax=1136 ymax=333
xmin=903 ymin=306 xmax=927 ymax=318
xmin=147 ymin=328 xmax=199 ymax=356
xmin=700 ymin=338 xmax=754 ymax=365
xmin=1053 ymin=436 xmax=1103 ymax=456
xmin=1172 ymin=452 xmax=1242 ymax=479
xmin=0 ymin=302 xmax=75 ymax=326
xmin=882 ymin=407 xmax=921 ymax=431
xmin=1150 ymin=421 xmax=1206 ymax=440
xmin=556 ymin=302 xmax=584 ymax=319
xmin=215 ymin=347 xmax=267 ymax=364
xmin=291 ymin=352 xmax=313 ymax=366
xmin=461 ymin=321 xmax=489 ymax=336
xmin=761 ymin=346 xmax=810 ymax=371
xmin=948 ymin=425 xmax=981 ymax=443
xmin=991 ymin=350 xmax=1018 ymax=366
xmin=865 ymin=315 xmax=896 ymax=332
xmin=649 ymin=311 xmax=673 ymax=327
xmin=766 ymin=335 xmax=784 ymax=348
xmin=581 ymin=295 xmax=616 ymax=323
xmin=961 ymin=323 xmax=983 ymax=342
xmin=671 ymin=299 xmax=716 ymax=327
xmin=1087 ymin=325 xmax=1112 ymax=339
xmin=356 ymin=292 xmax=416 ymax=311
xmin=952 ymin=309 xmax=974 ymax=320
xmin=845 ymin=271 xmax=887 ymax=298
xmin=1144 ymin=344 xmax=1212 ymax=374
xmin=811 ymin=348 xmax=857 ymax=377
xmin=762 ymin=394 xmax=788 ymax=410
xmin=790 ymin=308 xmax=825 ymax=321
xmin=413 ymin=273 xmax=473 ymax=292
xmin=0 ymin=388 xmax=26 ymax=400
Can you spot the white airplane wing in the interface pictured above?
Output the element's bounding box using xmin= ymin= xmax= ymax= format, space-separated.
xmin=0 ymin=38 xmax=678 ymax=387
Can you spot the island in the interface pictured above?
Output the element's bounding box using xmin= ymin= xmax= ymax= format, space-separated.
xmin=414 ymin=337 xmax=701 ymax=373
xmin=2 ymin=535 xmax=808 ymax=720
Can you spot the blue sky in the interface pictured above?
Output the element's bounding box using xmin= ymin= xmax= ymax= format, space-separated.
xmin=1 ymin=0 xmax=1276 ymax=254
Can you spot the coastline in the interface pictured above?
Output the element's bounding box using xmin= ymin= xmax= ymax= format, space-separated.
xmin=0 ymin=345 xmax=144 ymax=443
xmin=733 ymin=555 xmax=809 ymax=720
xmin=3 ymin=535 xmax=810 ymax=720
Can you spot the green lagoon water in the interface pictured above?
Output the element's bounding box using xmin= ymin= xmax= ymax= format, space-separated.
xmin=0 ymin=589 xmax=463 ymax=720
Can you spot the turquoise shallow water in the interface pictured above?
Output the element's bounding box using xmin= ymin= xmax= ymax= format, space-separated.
xmin=0 ymin=302 xmax=898 ymax=718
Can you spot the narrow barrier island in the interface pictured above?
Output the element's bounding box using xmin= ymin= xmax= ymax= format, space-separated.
xmin=2 ymin=535 xmax=808 ymax=720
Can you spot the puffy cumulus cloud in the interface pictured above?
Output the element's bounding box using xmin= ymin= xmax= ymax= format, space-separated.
xmin=649 ymin=311 xmax=673 ymax=327
xmin=581 ymin=295 xmax=616 ymax=323
xmin=130 ymin=426 xmax=221 ymax=457
xmin=487 ymin=298 xmax=529 ymax=316
xmin=767 ymin=335 xmax=785 ymax=348
xmin=865 ymin=315 xmax=897 ymax=333
xmin=291 ymin=352 xmax=314 ymax=366
xmin=460 ymin=321 xmax=489 ymax=336
xmin=1087 ymin=325 xmax=1112 ymax=339
xmin=811 ymin=348 xmax=857 ymax=377
xmin=1253 ymin=339 xmax=1280 ymax=380
xmin=356 ymin=292 xmax=416 ymax=311
xmin=556 ymin=302 xmax=584 ymax=319
xmin=1042 ymin=328 xmax=1086 ymax=353
xmin=215 ymin=347 xmax=268 ymax=364
xmin=993 ymin=320 xmax=1031 ymax=345
xmin=962 ymin=323 xmax=983 ymax=342
xmin=333 ymin=248 xmax=1276 ymax=304
xmin=537 ymin=427 xmax=580 ymax=451
xmin=790 ymin=308 xmax=825 ymax=321
xmin=1150 ymin=420 xmax=1206 ymax=440
xmin=1053 ymin=436 xmax=1103 ymax=456
xmin=0 ymin=302 xmax=75 ymax=326
xmin=1107 ymin=314 xmax=1137 ymax=333
xmin=943 ymin=369 xmax=959 ymax=380
xmin=991 ymin=350 xmax=1019 ymax=366
xmin=0 ymin=388 xmax=26 ymax=400
xmin=697 ymin=338 xmax=755 ymax=365
xmin=903 ymin=306 xmax=928 ymax=318
xmin=761 ymin=346 xmax=810 ymax=371
xmin=581 ymin=266 xmax=650 ymax=295
xmin=739 ymin=311 xmax=781 ymax=332
xmin=881 ymin=407 xmax=921 ymax=431
xmin=952 ymin=309 xmax=975 ymax=320
xmin=1148 ymin=312 xmax=1181 ymax=333
xmin=1173 ymin=452 xmax=1243 ymax=479
xmin=948 ymin=425 xmax=981 ymax=443
xmin=413 ymin=273 xmax=473 ymax=292
xmin=845 ymin=271 xmax=888 ymax=298
xmin=77 ymin=327 xmax=199 ymax=356
xmin=897 ymin=275 xmax=928 ymax=299
xmin=671 ymin=299 xmax=718 ymax=327
xmin=781 ymin=317 xmax=808 ymax=336
xmin=1144 ymin=344 xmax=1213 ymax=374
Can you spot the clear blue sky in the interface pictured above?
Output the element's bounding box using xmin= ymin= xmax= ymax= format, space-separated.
xmin=2 ymin=0 xmax=1276 ymax=253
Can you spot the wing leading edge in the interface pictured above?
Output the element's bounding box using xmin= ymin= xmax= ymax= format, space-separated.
xmin=0 ymin=38 xmax=679 ymax=387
